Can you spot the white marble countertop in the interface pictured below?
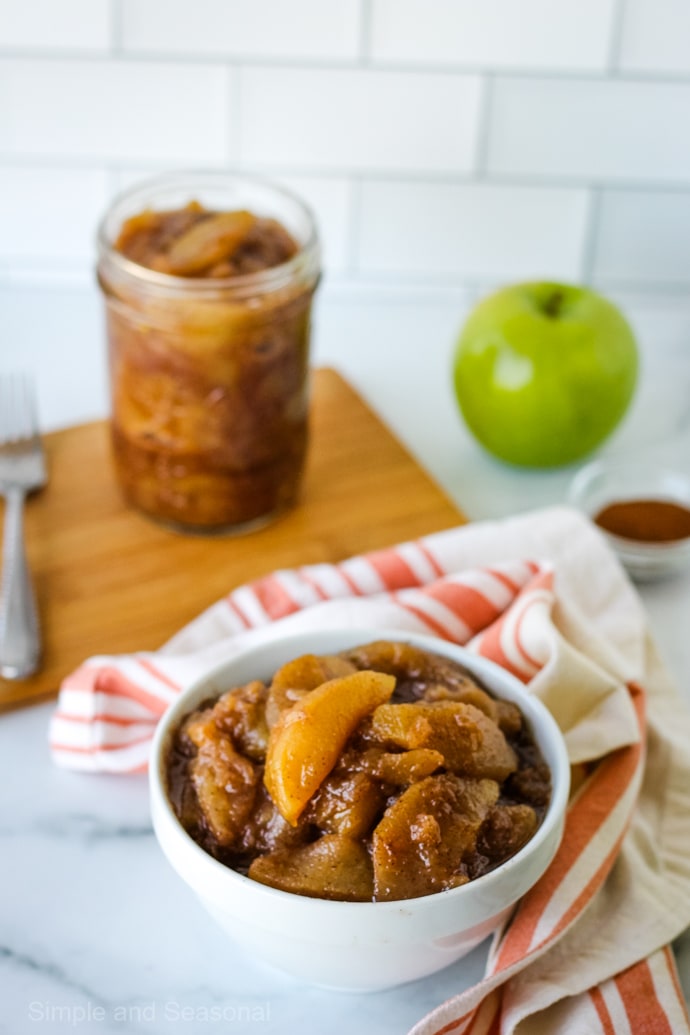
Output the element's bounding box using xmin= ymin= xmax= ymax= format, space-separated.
xmin=1 ymin=281 xmax=689 ymax=1032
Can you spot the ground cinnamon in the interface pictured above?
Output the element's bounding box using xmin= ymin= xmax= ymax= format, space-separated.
xmin=594 ymin=498 xmax=690 ymax=543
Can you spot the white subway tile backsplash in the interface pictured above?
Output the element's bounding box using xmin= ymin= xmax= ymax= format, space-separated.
xmin=0 ymin=59 xmax=231 ymax=163
xmin=0 ymin=166 xmax=108 ymax=260
xmin=370 ymin=0 xmax=616 ymax=72
xmin=0 ymin=0 xmax=689 ymax=301
xmin=357 ymin=180 xmax=588 ymax=281
xmin=488 ymin=78 xmax=690 ymax=184
xmin=0 ymin=0 xmax=110 ymax=52
xmin=618 ymin=0 xmax=690 ymax=75
xmin=121 ymin=0 xmax=361 ymax=61
xmin=239 ymin=68 xmax=482 ymax=173
xmin=592 ymin=190 xmax=690 ymax=284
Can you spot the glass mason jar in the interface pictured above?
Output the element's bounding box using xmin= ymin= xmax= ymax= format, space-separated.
xmin=96 ymin=172 xmax=321 ymax=534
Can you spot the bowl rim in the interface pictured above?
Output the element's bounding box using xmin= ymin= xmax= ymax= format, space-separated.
xmin=568 ymin=456 xmax=690 ymax=500
xmin=150 ymin=627 xmax=571 ymax=914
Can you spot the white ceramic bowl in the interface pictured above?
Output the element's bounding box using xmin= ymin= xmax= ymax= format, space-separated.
xmin=150 ymin=629 xmax=570 ymax=992
xmin=568 ymin=458 xmax=690 ymax=581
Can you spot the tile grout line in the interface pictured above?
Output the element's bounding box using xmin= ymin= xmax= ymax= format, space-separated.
xmin=358 ymin=0 xmax=373 ymax=66
xmin=1 ymin=47 xmax=690 ymax=84
xmin=109 ymin=0 xmax=123 ymax=55
xmin=474 ymin=74 xmax=494 ymax=177
xmin=227 ymin=63 xmax=242 ymax=167
xmin=2 ymin=154 xmax=689 ymax=194
xmin=606 ymin=0 xmax=628 ymax=75
xmin=581 ymin=186 xmax=602 ymax=285
xmin=345 ymin=177 xmax=362 ymax=276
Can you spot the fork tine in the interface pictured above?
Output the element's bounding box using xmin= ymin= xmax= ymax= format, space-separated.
xmin=19 ymin=373 xmax=39 ymax=441
xmin=0 ymin=374 xmax=20 ymax=443
xmin=0 ymin=373 xmax=16 ymax=442
xmin=0 ymin=370 xmax=45 ymax=679
xmin=0 ymin=372 xmax=39 ymax=443
xmin=0 ymin=375 xmax=10 ymax=442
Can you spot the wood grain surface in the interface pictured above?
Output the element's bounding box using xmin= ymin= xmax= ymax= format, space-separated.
xmin=0 ymin=368 xmax=464 ymax=710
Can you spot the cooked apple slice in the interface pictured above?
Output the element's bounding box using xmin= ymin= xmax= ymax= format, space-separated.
xmin=369 ymin=700 xmax=517 ymax=782
xmin=248 ymin=834 xmax=374 ymax=901
xmin=165 ymin=210 xmax=256 ymax=275
xmin=307 ymin=770 xmax=386 ymax=838
xmin=265 ymin=653 xmax=357 ymax=728
xmin=264 ymin=670 xmax=395 ymax=825
xmin=372 ymin=774 xmax=499 ymax=901
xmin=186 ymin=714 xmax=260 ymax=848
xmin=367 ymin=747 xmax=444 ymax=785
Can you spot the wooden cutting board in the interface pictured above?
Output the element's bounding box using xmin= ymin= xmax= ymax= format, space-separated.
xmin=0 ymin=368 xmax=464 ymax=710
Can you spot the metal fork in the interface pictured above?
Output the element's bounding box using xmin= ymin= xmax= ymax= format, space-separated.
xmin=0 ymin=374 xmax=47 ymax=679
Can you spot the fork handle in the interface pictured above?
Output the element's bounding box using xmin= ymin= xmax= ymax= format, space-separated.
xmin=0 ymin=487 xmax=41 ymax=680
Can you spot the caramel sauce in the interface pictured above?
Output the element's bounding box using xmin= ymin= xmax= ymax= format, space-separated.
xmin=594 ymin=498 xmax=690 ymax=544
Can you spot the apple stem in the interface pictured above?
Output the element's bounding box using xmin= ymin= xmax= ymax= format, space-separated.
xmin=543 ymin=290 xmax=564 ymax=318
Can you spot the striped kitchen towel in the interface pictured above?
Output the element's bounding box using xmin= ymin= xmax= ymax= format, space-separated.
xmin=49 ymin=505 xmax=690 ymax=1033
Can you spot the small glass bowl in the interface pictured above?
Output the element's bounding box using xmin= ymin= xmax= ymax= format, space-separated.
xmin=568 ymin=458 xmax=690 ymax=581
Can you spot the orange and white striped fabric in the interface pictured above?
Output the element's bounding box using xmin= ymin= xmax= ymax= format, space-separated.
xmin=49 ymin=506 xmax=690 ymax=1032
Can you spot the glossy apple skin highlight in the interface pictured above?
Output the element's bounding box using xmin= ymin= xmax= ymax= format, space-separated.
xmin=453 ymin=282 xmax=638 ymax=467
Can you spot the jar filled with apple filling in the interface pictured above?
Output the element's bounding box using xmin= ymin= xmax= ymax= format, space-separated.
xmin=96 ymin=173 xmax=321 ymax=533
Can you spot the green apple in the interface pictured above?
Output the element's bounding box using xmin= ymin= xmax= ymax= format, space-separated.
xmin=452 ymin=282 xmax=638 ymax=468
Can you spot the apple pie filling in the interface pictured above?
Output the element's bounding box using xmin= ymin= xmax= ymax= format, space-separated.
xmin=166 ymin=641 xmax=551 ymax=902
